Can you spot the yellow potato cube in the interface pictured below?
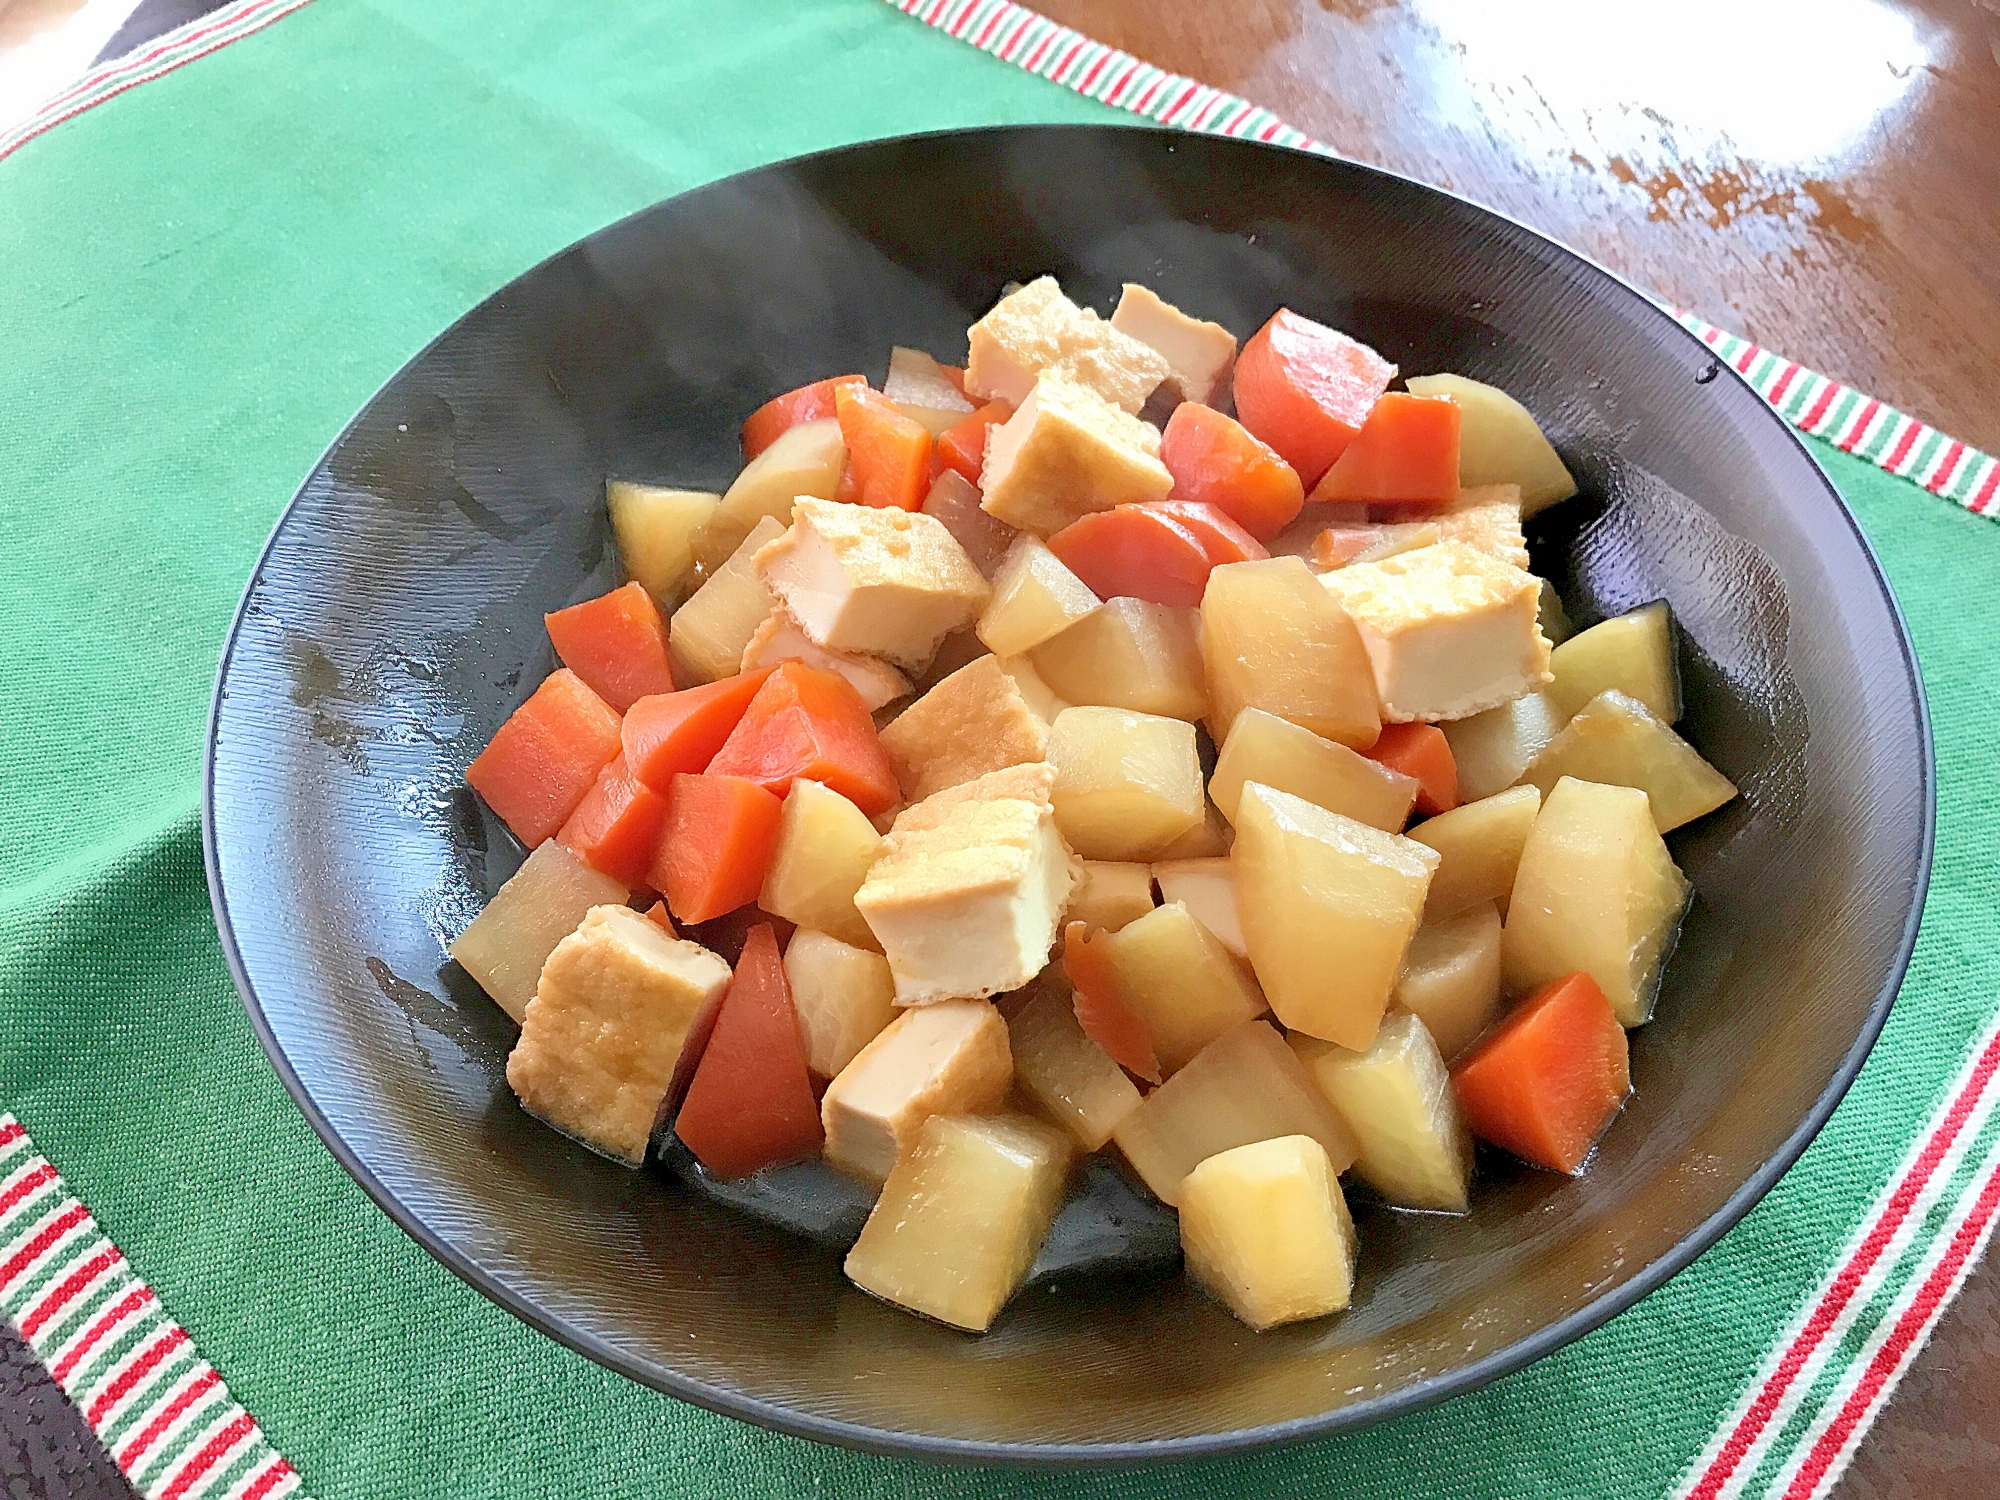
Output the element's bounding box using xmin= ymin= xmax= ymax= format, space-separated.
xmin=1210 ymin=706 xmax=1418 ymax=830
xmin=1548 ymin=601 xmax=1681 ymax=721
xmin=1201 ymin=556 xmax=1381 ymax=747
xmin=1065 ymin=859 xmax=1156 ymax=934
xmin=976 ymin=535 xmax=1100 ymax=657
xmin=884 ymin=345 xmax=975 ymax=414
xmin=1523 ymin=690 xmax=1737 ymax=832
xmin=1030 ymin=597 xmax=1207 ymax=722
xmin=1008 ymin=980 xmax=1142 ymax=1150
xmin=1179 ymin=1135 xmax=1358 ymax=1330
xmin=979 ymin=371 xmax=1174 ymax=535
xmin=1441 ymin=689 xmax=1565 ymax=801
xmin=1047 ymin=706 xmax=1204 ymax=860
xmin=965 ymin=275 xmax=1171 ymax=413
xmin=845 ymin=1112 xmax=1074 ymax=1332
xmin=1504 ymin=776 xmax=1691 ymax=1026
xmin=820 ymin=999 xmax=1013 ymax=1180
xmin=1392 ymin=902 xmax=1503 ymax=1061
xmin=451 ymin=840 xmax=630 ymax=1024
xmin=759 ymin=778 xmax=884 ymax=951
xmin=505 ymin=906 xmax=733 ymax=1165
xmin=878 ymin=655 xmax=1049 ymax=804
xmin=1231 ymin=782 xmax=1438 ymax=1049
xmin=1093 ymin=901 xmax=1267 ymax=1076
xmin=1151 ymin=857 xmax=1245 ymax=958
xmin=1292 ymin=1011 xmax=1473 ymax=1212
xmin=606 ymin=481 xmax=719 ymax=605
xmin=668 ymin=515 xmax=785 ymax=685
xmin=1403 ymin=373 xmax=1577 ymax=515
xmin=1320 ymin=541 xmax=1553 ymax=722
xmin=1152 ymin=797 xmax=1232 ymax=859
xmin=783 ymin=928 xmax=897 ymax=1080
xmin=1408 ymin=783 xmax=1542 ymax=919
xmin=1111 ymin=1019 xmax=1357 ymax=1205
xmin=696 ymin=417 xmax=845 ymax=573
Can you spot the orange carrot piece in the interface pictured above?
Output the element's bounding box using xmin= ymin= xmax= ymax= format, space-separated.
xmin=1312 ymin=391 xmax=1461 ymax=504
xmin=651 ymin=774 xmax=784 ymax=925
xmin=1063 ymin=921 xmax=1162 ymax=1085
xmin=1136 ymin=499 xmax=1269 ymax=567
xmin=705 ymin=661 xmax=900 ymax=815
xmin=543 ymin=581 xmax=676 ymax=714
xmin=644 ymin=900 xmax=677 ymax=934
xmin=834 ymin=384 xmax=933 ymax=511
xmin=673 ymin=923 xmax=824 ymax=1179
xmin=620 ymin=668 xmax=775 ymax=792
xmin=740 ymin=375 xmax=867 ymax=459
xmin=1159 ymin=402 xmax=1305 ymax=541
xmin=1046 ymin=505 xmax=1215 ymax=609
xmin=929 ymin=399 xmax=1012 ymax=487
xmin=1364 ymin=722 xmax=1459 ymax=818
xmin=555 ymin=753 xmax=672 ymax=887
xmin=1233 ymin=310 xmax=1397 ymax=487
xmin=465 ymin=668 xmax=623 ymax=846
xmin=1451 ymin=972 xmax=1630 ymax=1174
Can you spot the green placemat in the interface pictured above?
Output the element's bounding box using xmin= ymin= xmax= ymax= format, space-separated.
xmin=3 ymin=2 xmax=1997 ymax=1497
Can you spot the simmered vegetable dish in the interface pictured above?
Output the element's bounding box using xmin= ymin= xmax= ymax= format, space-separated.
xmin=452 ymin=277 xmax=1737 ymax=1333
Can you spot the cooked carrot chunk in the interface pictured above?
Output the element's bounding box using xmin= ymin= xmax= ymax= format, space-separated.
xmin=1364 ymin=722 xmax=1459 ymax=818
xmin=930 ymin=399 xmax=1013 ymax=487
xmin=651 ymin=773 xmax=784 ymax=925
xmin=1233 ymin=310 xmax=1396 ymax=487
xmin=1063 ymin=922 xmax=1162 ymax=1085
xmin=556 ymin=753 xmax=673 ymax=886
xmin=1450 ymin=971 xmax=1630 ymax=1174
xmin=673 ymin=923 xmax=825 ymax=1179
xmin=543 ymin=581 xmax=676 ymax=714
xmin=705 ymin=661 xmax=899 ymax=815
xmin=621 ymin=669 xmax=775 ymax=791
xmin=835 ymin=385 xmax=933 ymax=511
xmin=1046 ymin=506 xmax=1215 ymax=609
xmin=1136 ymin=500 xmax=1269 ymax=567
xmin=466 ymin=668 xmax=623 ymax=845
xmin=1313 ymin=391 xmax=1461 ymax=504
xmin=1159 ymin=402 xmax=1305 ymax=541
xmin=741 ymin=375 xmax=867 ymax=459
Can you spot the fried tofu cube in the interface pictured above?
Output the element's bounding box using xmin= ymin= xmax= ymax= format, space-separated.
xmin=505 ymin=905 xmax=732 ymax=1165
xmin=755 ymin=498 xmax=990 ymax=667
xmin=854 ymin=763 xmax=1076 ymax=1005
xmin=1109 ymin=284 xmax=1238 ymax=406
xmin=844 ymin=1111 xmax=1073 ymax=1330
xmin=1179 ymin=1135 xmax=1358 ymax=1330
xmin=1429 ymin=484 xmax=1531 ymax=571
xmin=740 ymin=606 xmax=911 ymax=711
xmin=1320 ymin=541 xmax=1552 ymax=722
xmin=820 ymin=998 xmax=1013 ymax=1179
xmin=1065 ymin=858 xmax=1156 ymax=933
xmin=965 ymin=275 xmax=1171 ymax=414
xmin=979 ymin=372 xmax=1174 ymax=536
xmin=877 ymin=655 xmax=1049 ymax=803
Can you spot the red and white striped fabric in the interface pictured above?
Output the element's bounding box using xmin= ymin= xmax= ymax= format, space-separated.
xmin=0 ymin=1115 xmax=305 ymax=1500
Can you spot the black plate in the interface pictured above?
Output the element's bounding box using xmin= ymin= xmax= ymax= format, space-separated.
xmin=203 ymin=124 xmax=1932 ymax=1464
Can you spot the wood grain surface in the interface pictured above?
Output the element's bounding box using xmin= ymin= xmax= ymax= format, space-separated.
xmin=1032 ymin=0 xmax=2000 ymax=1491
xmin=1041 ymin=0 xmax=2000 ymax=454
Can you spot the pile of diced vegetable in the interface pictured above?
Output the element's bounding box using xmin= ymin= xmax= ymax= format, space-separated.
xmin=451 ymin=276 xmax=1739 ymax=1335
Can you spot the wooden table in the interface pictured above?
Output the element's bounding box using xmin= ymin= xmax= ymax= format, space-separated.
xmin=1039 ymin=1 xmax=2000 ymax=1492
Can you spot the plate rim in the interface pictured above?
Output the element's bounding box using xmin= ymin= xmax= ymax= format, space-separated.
xmin=201 ymin=120 xmax=1937 ymax=1466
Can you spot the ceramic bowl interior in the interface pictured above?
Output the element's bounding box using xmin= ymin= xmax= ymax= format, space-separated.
xmin=205 ymin=124 xmax=1930 ymax=1463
